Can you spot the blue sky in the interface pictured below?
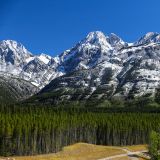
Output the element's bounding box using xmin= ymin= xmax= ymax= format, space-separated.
xmin=0 ymin=0 xmax=160 ymax=56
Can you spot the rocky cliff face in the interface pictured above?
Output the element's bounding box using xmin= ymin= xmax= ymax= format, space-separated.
xmin=0 ymin=40 xmax=62 ymax=88
xmin=36 ymin=31 xmax=160 ymax=103
xmin=0 ymin=75 xmax=39 ymax=103
xmin=1 ymin=31 xmax=160 ymax=103
xmin=0 ymin=40 xmax=59 ymax=102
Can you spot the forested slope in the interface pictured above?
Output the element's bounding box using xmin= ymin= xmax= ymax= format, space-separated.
xmin=1 ymin=105 xmax=160 ymax=156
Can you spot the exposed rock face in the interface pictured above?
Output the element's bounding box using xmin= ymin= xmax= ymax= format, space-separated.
xmin=0 ymin=40 xmax=62 ymax=88
xmin=0 ymin=75 xmax=39 ymax=103
xmin=36 ymin=31 xmax=160 ymax=102
xmin=2 ymin=31 xmax=160 ymax=103
xmin=0 ymin=40 xmax=59 ymax=102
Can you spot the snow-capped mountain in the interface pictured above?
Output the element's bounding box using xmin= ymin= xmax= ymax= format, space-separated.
xmin=0 ymin=40 xmax=62 ymax=88
xmin=135 ymin=32 xmax=160 ymax=45
xmin=33 ymin=31 xmax=160 ymax=103
xmin=2 ymin=31 xmax=160 ymax=103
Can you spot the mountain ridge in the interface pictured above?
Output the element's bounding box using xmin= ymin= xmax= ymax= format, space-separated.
xmin=1 ymin=31 xmax=160 ymax=103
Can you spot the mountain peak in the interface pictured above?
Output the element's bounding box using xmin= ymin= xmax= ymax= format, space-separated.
xmin=0 ymin=39 xmax=32 ymax=57
xmin=107 ymin=33 xmax=126 ymax=50
xmin=141 ymin=32 xmax=159 ymax=41
xmin=86 ymin=31 xmax=106 ymax=41
xmin=85 ymin=31 xmax=108 ymax=44
xmin=109 ymin=33 xmax=124 ymax=44
xmin=82 ymin=31 xmax=112 ymax=50
xmin=136 ymin=32 xmax=160 ymax=45
xmin=144 ymin=32 xmax=158 ymax=38
xmin=2 ymin=39 xmax=25 ymax=49
xmin=110 ymin=33 xmax=120 ymax=38
xmin=0 ymin=39 xmax=32 ymax=66
xmin=2 ymin=39 xmax=19 ymax=45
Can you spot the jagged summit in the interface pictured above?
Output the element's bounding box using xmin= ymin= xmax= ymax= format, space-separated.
xmin=34 ymin=31 xmax=160 ymax=103
xmin=2 ymin=31 xmax=160 ymax=102
xmin=109 ymin=33 xmax=121 ymax=42
xmin=136 ymin=32 xmax=160 ymax=45
xmin=80 ymin=31 xmax=112 ymax=51
xmin=85 ymin=31 xmax=107 ymax=43
xmin=0 ymin=40 xmax=32 ymax=55
xmin=0 ymin=39 xmax=59 ymax=88
xmin=108 ymin=33 xmax=126 ymax=50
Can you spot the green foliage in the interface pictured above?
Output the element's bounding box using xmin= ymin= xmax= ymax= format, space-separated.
xmin=110 ymin=98 xmax=125 ymax=108
xmin=146 ymin=102 xmax=160 ymax=108
xmin=97 ymin=100 xmax=111 ymax=108
xmin=149 ymin=131 xmax=160 ymax=160
xmin=1 ymin=104 xmax=160 ymax=156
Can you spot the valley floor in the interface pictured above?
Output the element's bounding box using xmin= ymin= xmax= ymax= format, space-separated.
xmin=0 ymin=143 xmax=149 ymax=160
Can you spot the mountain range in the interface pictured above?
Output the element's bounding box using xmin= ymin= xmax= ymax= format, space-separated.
xmin=1 ymin=31 xmax=160 ymax=103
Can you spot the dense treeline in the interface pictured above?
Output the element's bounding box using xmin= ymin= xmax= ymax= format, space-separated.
xmin=1 ymin=105 xmax=160 ymax=156
xmin=149 ymin=131 xmax=160 ymax=160
xmin=26 ymin=93 xmax=160 ymax=111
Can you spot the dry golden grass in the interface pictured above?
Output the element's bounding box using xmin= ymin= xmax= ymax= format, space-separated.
xmin=113 ymin=155 xmax=148 ymax=160
xmin=113 ymin=156 xmax=130 ymax=160
xmin=45 ymin=143 xmax=125 ymax=160
xmin=123 ymin=145 xmax=148 ymax=152
xmin=6 ymin=143 xmax=125 ymax=160
xmin=0 ymin=143 xmax=148 ymax=160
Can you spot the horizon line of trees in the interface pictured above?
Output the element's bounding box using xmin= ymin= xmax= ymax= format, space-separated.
xmin=1 ymin=105 xmax=160 ymax=156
